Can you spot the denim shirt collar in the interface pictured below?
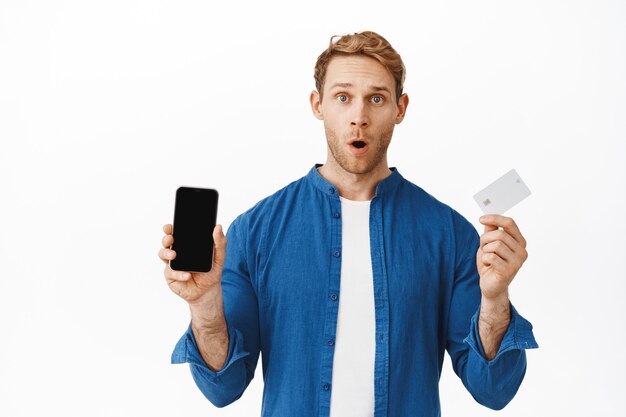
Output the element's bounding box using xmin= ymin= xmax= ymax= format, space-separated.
xmin=305 ymin=163 xmax=403 ymax=198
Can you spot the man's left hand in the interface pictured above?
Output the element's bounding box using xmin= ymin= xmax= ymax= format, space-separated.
xmin=477 ymin=214 xmax=528 ymax=301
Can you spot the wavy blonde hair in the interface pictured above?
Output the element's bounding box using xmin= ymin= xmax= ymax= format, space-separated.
xmin=314 ymin=31 xmax=406 ymax=104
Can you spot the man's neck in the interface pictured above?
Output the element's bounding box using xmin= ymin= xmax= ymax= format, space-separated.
xmin=317 ymin=160 xmax=392 ymax=201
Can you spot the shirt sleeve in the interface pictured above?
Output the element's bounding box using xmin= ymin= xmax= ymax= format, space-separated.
xmin=461 ymin=300 xmax=539 ymax=409
xmin=170 ymin=216 xmax=262 ymax=408
xmin=446 ymin=210 xmax=539 ymax=410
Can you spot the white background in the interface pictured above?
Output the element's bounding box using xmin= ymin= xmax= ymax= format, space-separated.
xmin=1 ymin=0 xmax=624 ymax=416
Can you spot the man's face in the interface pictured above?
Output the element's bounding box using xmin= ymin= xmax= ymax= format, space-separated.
xmin=310 ymin=54 xmax=408 ymax=176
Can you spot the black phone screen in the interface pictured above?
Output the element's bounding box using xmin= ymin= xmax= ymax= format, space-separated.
xmin=170 ymin=187 xmax=219 ymax=272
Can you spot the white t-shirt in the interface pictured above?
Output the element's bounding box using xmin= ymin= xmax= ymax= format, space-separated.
xmin=329 ymin=196 xmax=376 ymax=417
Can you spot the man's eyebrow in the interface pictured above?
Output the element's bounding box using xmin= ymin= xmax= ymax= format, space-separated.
xmin=371 ymin=85 xmax=392 ymax=94
xmin=328 ymin=83 xmax=391 ymax=94
xmin=328 ymin=83 xmax=353 ymax=90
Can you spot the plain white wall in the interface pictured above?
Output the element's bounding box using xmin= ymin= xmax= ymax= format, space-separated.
xmin=1 ymin=0 xmax=624 ymax=416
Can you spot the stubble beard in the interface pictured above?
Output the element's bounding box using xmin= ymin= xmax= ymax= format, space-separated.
xmin=323 ymin=123 xmax=395 ymax=176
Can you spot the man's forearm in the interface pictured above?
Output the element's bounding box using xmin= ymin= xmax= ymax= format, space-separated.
xmin=478 ymin=293 xmax=511 ymax=360
xmin=189 ymin=283 xmax=230 ymax=372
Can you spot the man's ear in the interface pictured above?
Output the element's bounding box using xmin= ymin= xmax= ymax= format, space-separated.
xmin=310 ymin=90 xmax=324 ymax=120
xmin=394 ymin=93 xmax=409 ymax=124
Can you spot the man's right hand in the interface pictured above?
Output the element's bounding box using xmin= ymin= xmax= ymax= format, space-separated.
xmin=159 ymin=223 xmax=228 ymax=305
xmin=161 ymin=223 xmax=230 ymax=371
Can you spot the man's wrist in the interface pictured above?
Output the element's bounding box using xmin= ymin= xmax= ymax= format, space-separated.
xmin=479 ymin=292 xmax=511 ymax=327
xmin=478 ymin=292 xmax=511 ymax=360
xmin=191 ymin=320 xmax=228 ymax=339
xmin=189 ymin=284 xmax=228 ymax=333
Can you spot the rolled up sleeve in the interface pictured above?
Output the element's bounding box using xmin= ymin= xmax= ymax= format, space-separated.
xmin=447 ymin=210 xmax=539 ymax=410
xmin=462 ymin=302 xmax=539 ymax=409
xmin=171 ymin=323 xmax=252 ymax=407
xmin=170 ymin=216 xmax=261 ymax=408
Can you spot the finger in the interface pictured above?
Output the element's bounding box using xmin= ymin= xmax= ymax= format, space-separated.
xmin=481 ymin=239 xmax=516 ymax=262
xmin=158 ymin=247 xmax=177 ymax=264
xmin=480 ymin=229 xmax=522 ymax=254
xmin=481 ymin=252 xmax=505 ymax=268
xmin=163 ymin=224 xmax=172 ymax=235
xmin=162 ymin=234 xmax=173 ymax=249
xmin=164 ymin=265 xmax=191 ymax=282
xmin=211 ymin=224 xmax=228 ymax=272
xmin=479 ymin=215 xmax=526 ymax=247
xmin=483 ymin=231 xmax=528 ymax=263
xmin=484 ymin=224 xmax=498 ymax=234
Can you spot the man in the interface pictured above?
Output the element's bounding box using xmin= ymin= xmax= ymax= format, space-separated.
xmin=159 ymin=31 xmax=538 ymax=416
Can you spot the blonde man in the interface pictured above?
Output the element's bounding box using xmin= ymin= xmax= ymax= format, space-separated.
xmin=160 ymin=31 xmax=538 ymax=417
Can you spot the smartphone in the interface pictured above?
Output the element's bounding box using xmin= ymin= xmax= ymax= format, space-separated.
xmin=170 ymin=186 xmax=219 ymax=272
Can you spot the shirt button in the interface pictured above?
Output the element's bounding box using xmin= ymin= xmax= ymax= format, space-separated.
xmin=329 ymin=188 xmax=335 ymax=194
xmin=328 ymin=339 xmax=335 ymax=346
xmin=330 ymin=294 xmax=338 ymax=301
xmin=333 ymin=212 xmax=340 ymax=219
xmin=323 ymin=383 xmax=330 ymax=391
xmin=333 ymin=250 xmax=341 ymax=258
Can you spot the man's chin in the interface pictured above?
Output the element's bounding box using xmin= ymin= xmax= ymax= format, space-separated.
xmin=338 ymin=160 xmax=379 ymax=176
xmin=326 ymin=143 xmax=388 ymax=176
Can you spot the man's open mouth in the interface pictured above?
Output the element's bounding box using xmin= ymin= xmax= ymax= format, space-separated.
xmin=351 ymin=140 xmax=367 ymax=149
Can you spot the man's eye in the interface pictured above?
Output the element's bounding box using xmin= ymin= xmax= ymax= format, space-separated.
xmin=371 ymin=96 xmax=384 ymax=104
xmin=337 ymin=95 xmax=348 ymax=103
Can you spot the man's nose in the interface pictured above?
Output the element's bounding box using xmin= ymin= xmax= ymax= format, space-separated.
xmin=350 ymin=100 xmax=369 ymax=128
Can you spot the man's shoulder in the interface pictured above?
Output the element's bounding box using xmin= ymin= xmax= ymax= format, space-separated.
xmin=396 ymin=174 xmax=477 ymax=238
xmin=397 ymin=175 xmax=455 ymax=214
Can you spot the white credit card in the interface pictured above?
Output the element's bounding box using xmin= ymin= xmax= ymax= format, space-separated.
xmin=473 ymin=169 xmax=531 ymax=215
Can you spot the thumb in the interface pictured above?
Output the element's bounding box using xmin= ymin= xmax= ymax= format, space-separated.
xmin=211 ymin=224 xmax=227 ymax=272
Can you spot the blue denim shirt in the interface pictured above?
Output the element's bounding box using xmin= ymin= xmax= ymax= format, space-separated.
xmin=172 ymin=164 xmax=538 ymax=416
